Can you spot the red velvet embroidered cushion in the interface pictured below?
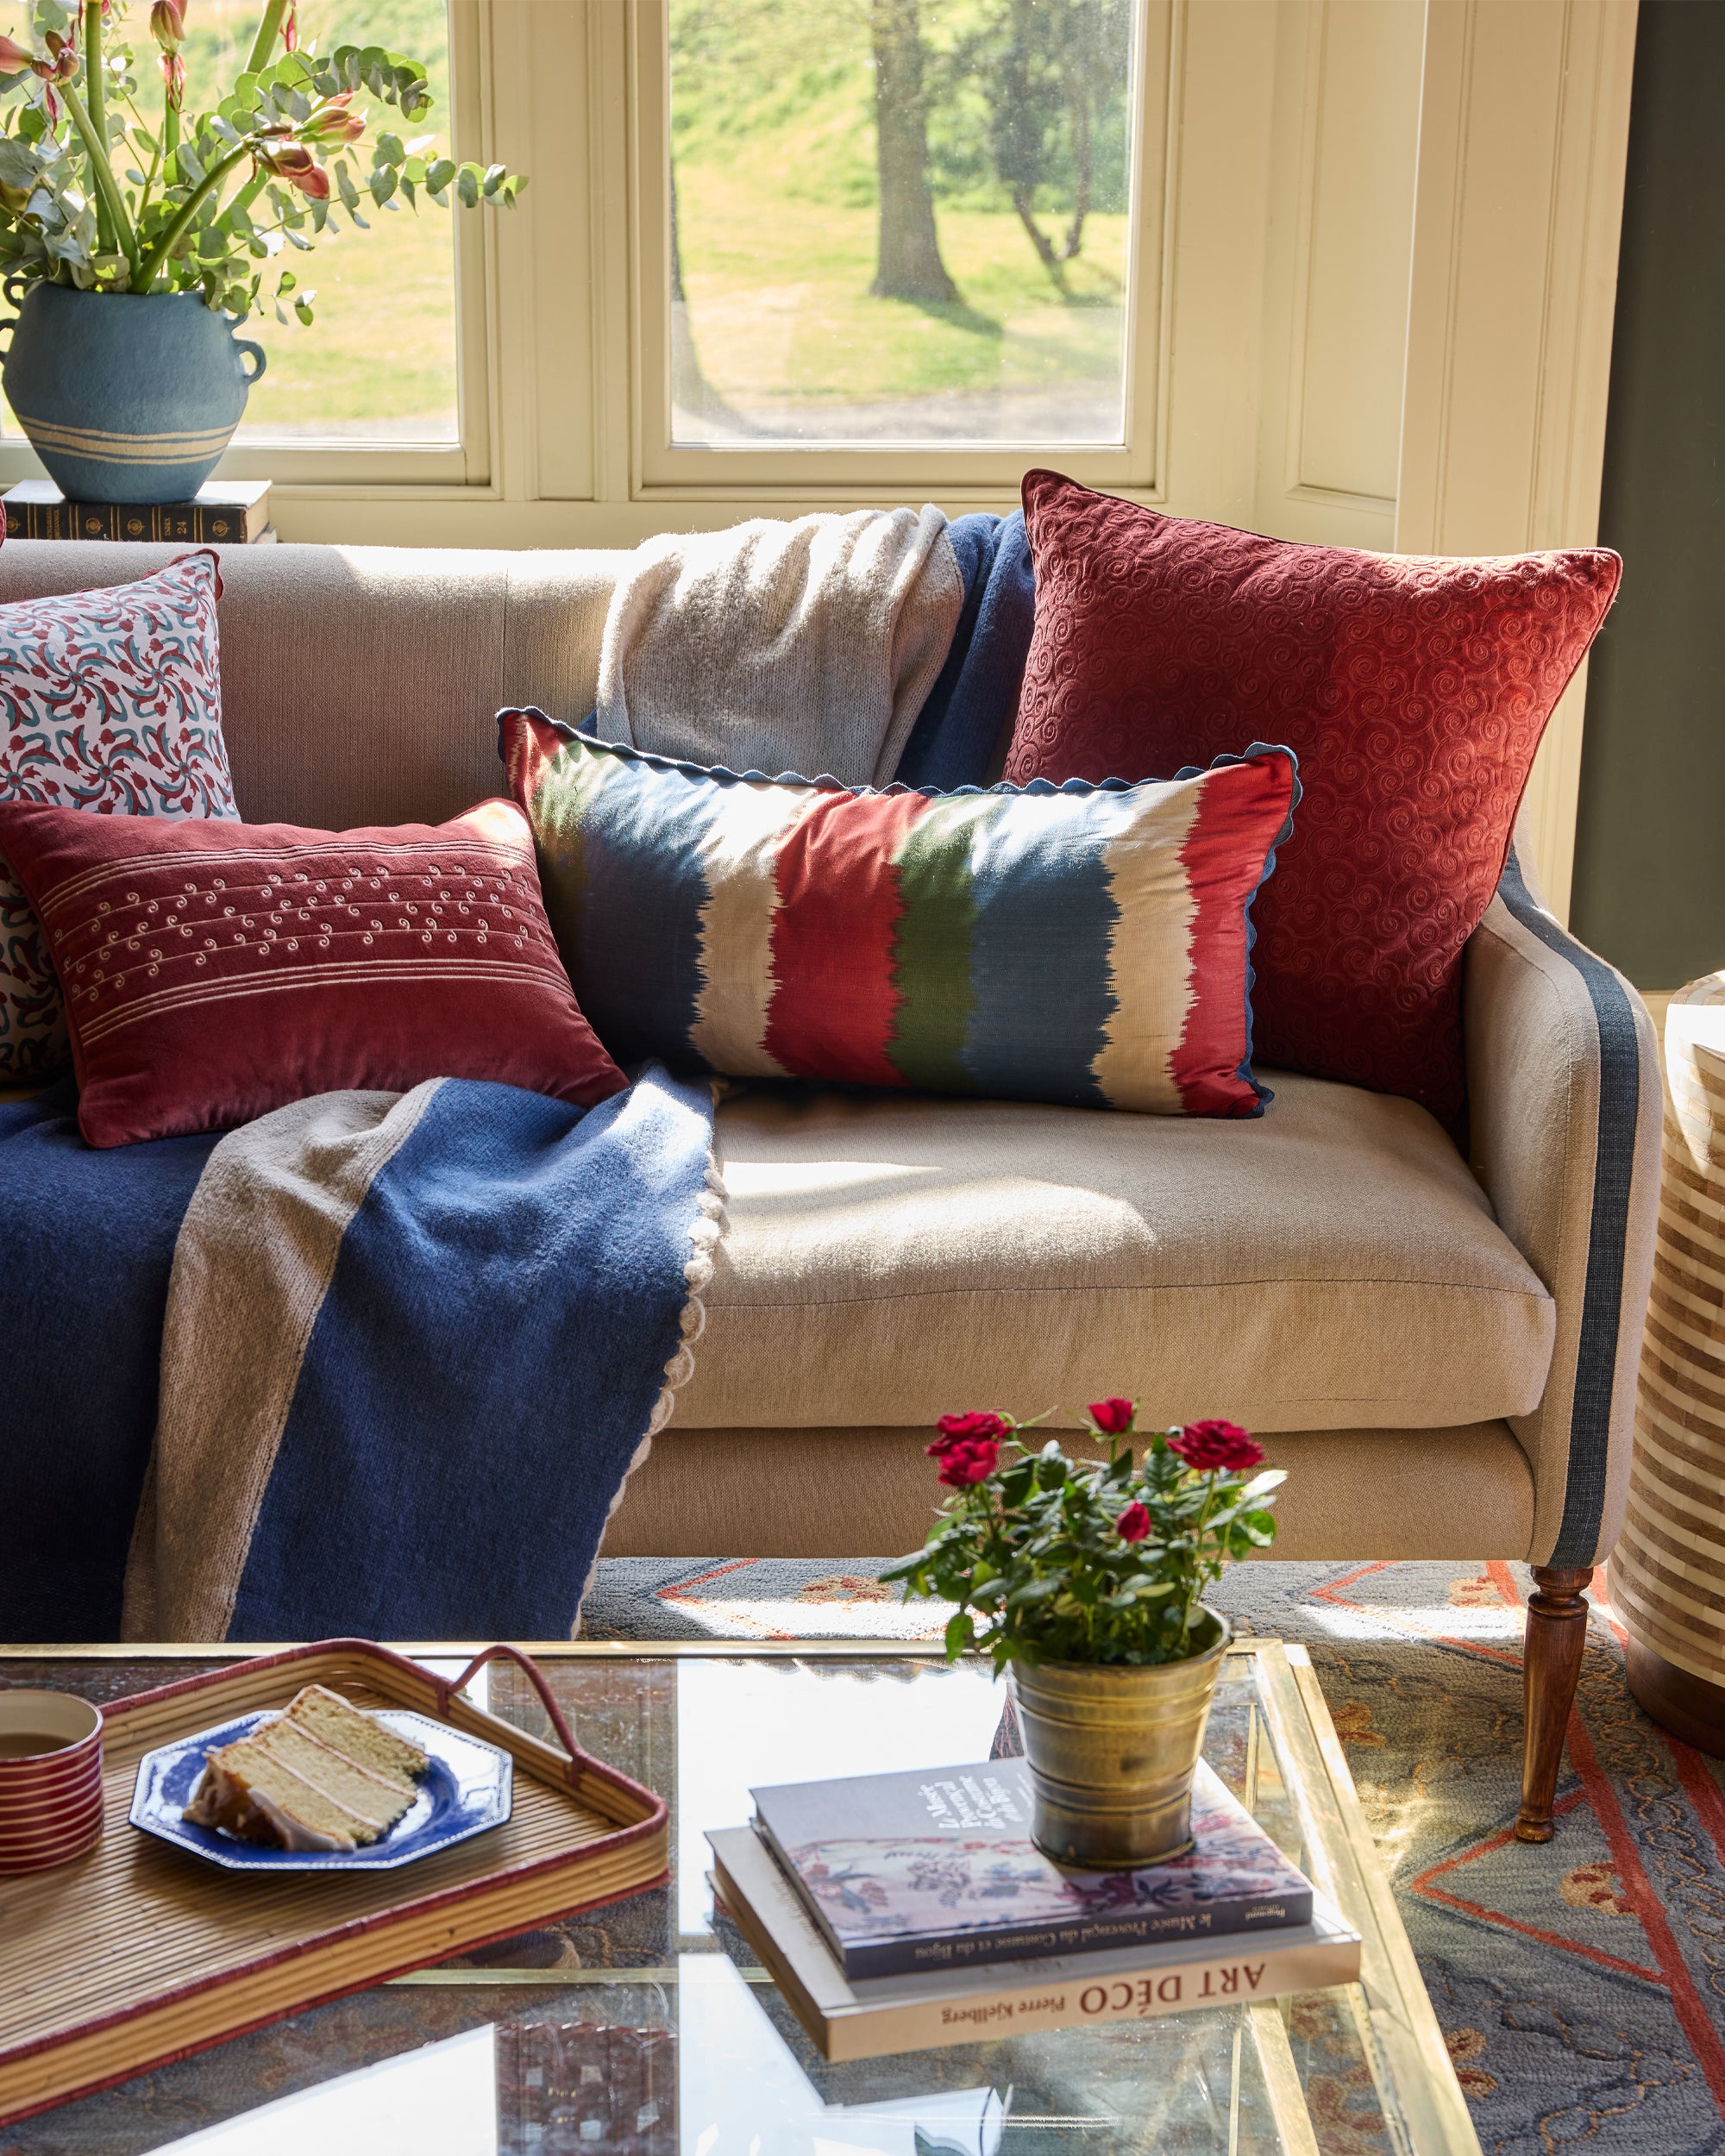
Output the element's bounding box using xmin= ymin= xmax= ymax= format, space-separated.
xmin=0 ymin=799 xmax=627 ymax=1147
xmin=1004 ymin=470 xmax=1622 ymax=1133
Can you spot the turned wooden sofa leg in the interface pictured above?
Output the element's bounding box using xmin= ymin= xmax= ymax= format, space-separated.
xmin=1515 ymin=1564 xmax=1593 ymax=1843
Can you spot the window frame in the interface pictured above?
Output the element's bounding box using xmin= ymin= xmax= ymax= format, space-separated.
xmin=0 ymin=0 xmax=493 ymax=492
xmin=628 ymin=0 xmax=1170 ymax=503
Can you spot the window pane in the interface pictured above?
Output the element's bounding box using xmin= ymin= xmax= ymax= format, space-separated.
xmin=669 ymin=0 xmax=1136 ymax=447
xmin=0 ymin=0 xmax=459 ymax=446
xmin=204 ymin=0 xmax=459 ymax=442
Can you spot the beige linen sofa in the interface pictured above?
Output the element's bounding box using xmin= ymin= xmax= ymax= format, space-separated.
xmin=0 ymin=539 xmax=1662 ymax=1840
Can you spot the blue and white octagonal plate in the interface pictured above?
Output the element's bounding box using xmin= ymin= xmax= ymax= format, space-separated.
xmin=130 ymin=1708 xmax=513 ymax=1872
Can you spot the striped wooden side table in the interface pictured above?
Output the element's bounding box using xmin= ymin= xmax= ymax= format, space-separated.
xmin=1611 ymin=971 xmax=1725 ymax=1752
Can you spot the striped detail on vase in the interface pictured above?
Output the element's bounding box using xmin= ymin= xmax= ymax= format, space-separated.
xmin=1612 ymin=973 xmax=1725 ymax=1685
xmin=503 ymin=709 xmax=1300 ymax=1118
xmin=12 ymin=414 xmax=239 ymax=465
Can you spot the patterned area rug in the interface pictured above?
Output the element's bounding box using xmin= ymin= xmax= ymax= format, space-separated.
xmin=584 ymin=1555 xmax=1725 ymax=2153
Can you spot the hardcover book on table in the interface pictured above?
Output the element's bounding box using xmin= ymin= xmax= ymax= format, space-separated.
xmin=749 ymin=1755 xmax=1314 ymax=1981
xmin=706 ymin=1823 xmax=1361 ymax=2065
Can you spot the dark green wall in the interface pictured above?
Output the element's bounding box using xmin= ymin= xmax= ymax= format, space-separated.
xmin=1571 ymin=0 xmax=1725 ymax=989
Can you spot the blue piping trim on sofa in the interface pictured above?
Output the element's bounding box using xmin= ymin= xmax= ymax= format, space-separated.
xmin=1496 ymin=847 xmax=1643 ymax=1569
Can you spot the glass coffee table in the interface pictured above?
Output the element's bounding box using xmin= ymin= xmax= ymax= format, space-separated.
xmin=0 ymin=1639 xmax=1480 ymax=2156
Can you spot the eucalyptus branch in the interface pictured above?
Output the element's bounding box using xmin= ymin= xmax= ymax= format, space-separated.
xmin=58 ymin=78 xmax=139 ymax=276
xmin=227 ymin=169 xmax=268 ymax=222
xmin=134 ymin=137 xmax=255 ymax=291
xmin=4 ymin=10 xmax=522 ymax=317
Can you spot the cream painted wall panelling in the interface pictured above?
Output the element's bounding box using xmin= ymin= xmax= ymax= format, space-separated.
xmin=1396 ymin=0 xmax=1640 ymax=923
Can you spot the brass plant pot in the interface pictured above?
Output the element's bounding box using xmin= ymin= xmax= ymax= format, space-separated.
xmin=1010 ymin=1609 xmax=1232 ymax=1869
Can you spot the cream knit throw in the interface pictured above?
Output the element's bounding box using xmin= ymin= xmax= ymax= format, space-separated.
xmin=593 ymin=505 xmax=963 ymax=787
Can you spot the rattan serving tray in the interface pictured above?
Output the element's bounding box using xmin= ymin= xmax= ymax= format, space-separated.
xmin=0 ymin=1639 xmax=668 ymax=2127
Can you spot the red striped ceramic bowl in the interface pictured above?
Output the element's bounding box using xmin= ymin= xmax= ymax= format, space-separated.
xmin=0 ymin=1690 xmax=103 ymax=1873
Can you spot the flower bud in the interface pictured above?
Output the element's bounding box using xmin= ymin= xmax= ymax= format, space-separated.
xmin=264 ymin=142 xmax=331 ymax=199
xmin=1115 ymin=1501 xmax=1151 ymax=1544
xmin=281 ymin=2 xmax=297 ymax=51
xmin=160 ymin=47 xmax=184 ymax=108
xmin=150 ymin=0 xmax=184 ymax=51
xmin=0 ymin=34 xmax=30 ymax=71
xmin=304 ymin=92 xmax=365 ymax=146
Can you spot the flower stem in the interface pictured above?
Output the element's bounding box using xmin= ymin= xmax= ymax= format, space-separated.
xmin=60 ymin=78 xmax=140 ymax=279
xmin=82 ymin=0 xmax=116 ymax=257
xmin=135 ymin=139 xmax=257 ymax=291
xmin=243 ymin=0 xmax=289 ymax=74
xmin=1182 ymin=1470 xmax=1219 ymax=1648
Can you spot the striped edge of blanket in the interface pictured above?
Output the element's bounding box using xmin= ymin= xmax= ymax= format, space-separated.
xmin=126 ymin=1066 xmax=723 ymax=1645
xmin=122 ymin=1083 xmax=446 ymax=1645
xmin=584 ymin=1121 xmax=730 ymax=1609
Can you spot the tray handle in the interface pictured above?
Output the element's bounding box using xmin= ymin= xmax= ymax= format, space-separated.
xmin=432 ymin=1644 xmax=590 ymax=1786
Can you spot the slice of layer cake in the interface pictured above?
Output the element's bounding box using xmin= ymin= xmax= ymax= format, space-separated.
xmin=185 ymin=1685 xmax=430 ymax=1852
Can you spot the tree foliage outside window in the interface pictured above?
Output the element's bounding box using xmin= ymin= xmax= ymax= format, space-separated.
xmin=668 ymin=0 xmax=1136 ymax=446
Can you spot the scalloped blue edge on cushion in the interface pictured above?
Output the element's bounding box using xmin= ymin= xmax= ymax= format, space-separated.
xmin=499 ymin=710 xmax=1300 ymax=1119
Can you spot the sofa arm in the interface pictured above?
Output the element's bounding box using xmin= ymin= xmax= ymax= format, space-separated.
xmin=1464 ymin=852 xmax=1662 ymax=1566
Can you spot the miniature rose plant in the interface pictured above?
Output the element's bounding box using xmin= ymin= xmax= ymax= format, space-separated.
xmin=0 ymin=0 xmax=524 ymax=321
xmin=882 ymin=1401 xmax=1285 ymax=1670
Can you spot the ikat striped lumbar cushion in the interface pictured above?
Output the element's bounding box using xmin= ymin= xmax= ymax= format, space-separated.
xmin=501 ymin=709 xmax=1299 ymax=1118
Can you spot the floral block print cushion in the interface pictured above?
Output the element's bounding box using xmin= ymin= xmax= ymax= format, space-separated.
xmin=0 ymin=552 xmax=237 ymax=1084
xmin=501 ymin=707 xmax=1300 ymax=1118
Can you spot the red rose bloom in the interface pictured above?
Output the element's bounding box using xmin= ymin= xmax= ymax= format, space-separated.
xmin=1088 ymin=1396 xmax=1134 ymax=1434
xmin=1116 ymin=1501 xmax=1151 ymax=1543
xmin=930 ymin=1410 xmax=1009 ymax=1455
xmin=1170 ymin=1420 xmax=1264 ymax=1473
xmin=933 ymin=1436 xmax=1000 ymax=1488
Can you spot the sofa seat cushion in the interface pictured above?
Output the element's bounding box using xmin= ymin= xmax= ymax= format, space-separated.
xmin=675 ymin=1073 xmax=1556 ymax=1432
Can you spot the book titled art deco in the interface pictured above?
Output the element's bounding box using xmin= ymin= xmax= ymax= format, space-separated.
xmin=707 ymin=1824 xmax=1360 ymax=2065
xmin=750 ymin=1755 xmax=1314 ymax=1981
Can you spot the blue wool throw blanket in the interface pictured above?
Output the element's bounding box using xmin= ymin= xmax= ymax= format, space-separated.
xmin=0 ymin=1069 xmax=718 ymax=1643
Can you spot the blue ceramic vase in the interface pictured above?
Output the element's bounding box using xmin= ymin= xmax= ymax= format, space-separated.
xmin=2 ymin=285 xmax=267 ymax=505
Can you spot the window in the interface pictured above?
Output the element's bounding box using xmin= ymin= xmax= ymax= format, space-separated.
xmin=640 ymin=0 xmax=1159 ymax=491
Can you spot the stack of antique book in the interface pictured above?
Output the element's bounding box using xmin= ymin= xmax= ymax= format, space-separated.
xmin=706 ymin=1754 xmax=1361 ymax=2061
xmin=3 ymin=479 xmax=275 ymax=544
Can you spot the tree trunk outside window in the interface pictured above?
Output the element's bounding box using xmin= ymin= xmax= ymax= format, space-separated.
xmin=670 ymin=161 xmax=723 ymax=417
xmin=869 ymin=0 xmax=958 ymax=305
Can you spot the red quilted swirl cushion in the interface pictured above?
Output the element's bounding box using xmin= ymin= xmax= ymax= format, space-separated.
xmin=0 ymin=799 xmax=627 ymax=1147
xmin=1005 ymin=471 xmax=1622 ymax=1134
